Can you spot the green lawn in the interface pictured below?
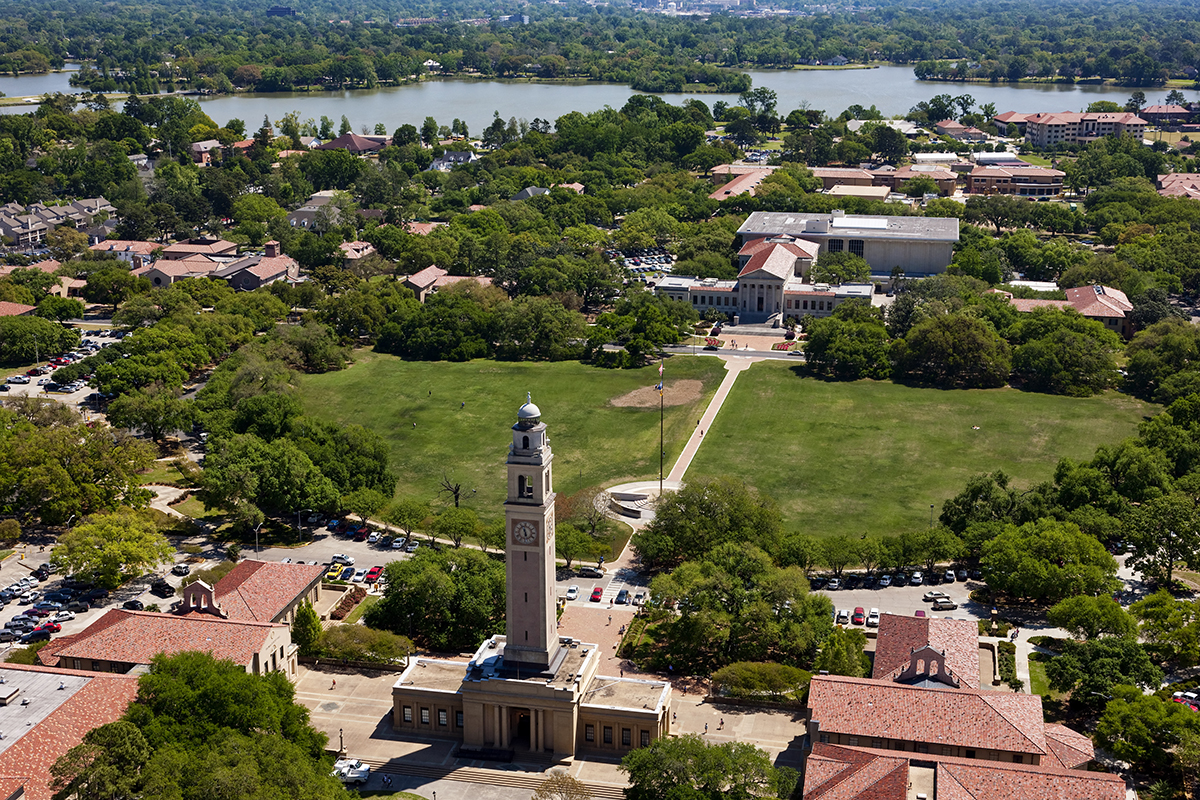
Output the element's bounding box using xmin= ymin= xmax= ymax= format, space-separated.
xmin=686 ymin=362 xmax=1154 ymax=537
xmin=1027 ymin=651 xmax=1063 ymax=700
xmin=342 ymin=594 xmax=379 ymax=624
xmin=139 ymin=460 xmax=187 ymax=486
xmin=296 ymin=352 xmax=727 ymax=521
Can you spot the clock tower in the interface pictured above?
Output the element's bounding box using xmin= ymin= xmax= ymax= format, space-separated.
xmin=503 ymin=394 xmax=560 ymax=671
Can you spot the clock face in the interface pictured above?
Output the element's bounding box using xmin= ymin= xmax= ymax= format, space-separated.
xmin=512 ymin=521 xmax=538 ymax=546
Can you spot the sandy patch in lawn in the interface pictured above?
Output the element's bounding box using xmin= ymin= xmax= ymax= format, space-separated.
xmin=610 ymin=379 xmax=704 ymax=408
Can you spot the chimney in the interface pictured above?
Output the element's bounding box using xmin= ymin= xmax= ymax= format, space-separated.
xmin=265 ymin=240 xmax=280 ymax=258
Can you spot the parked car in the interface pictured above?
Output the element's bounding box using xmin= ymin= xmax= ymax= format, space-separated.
xmin=66 ymin=601 xmax=91 ymax=613
xmin=565 ymin=586 xmax=579 ymax=601
xmin=405 ymin=540 xmax=420 ymax=553
xmin=0 ymin=630 xmax=17 ymax=643
xmin=914 ymin=610 xmax=926 ymax=617
xmin=932 ymin=598 xmax=959 ymax=610
xmin=851 ymin=607 xmax=865 ymax=625
xmin=633 ymin=591 xmax=646 ymax=606
xmin=590 ymin=587 xmax=603 ymax=602
xmin=862 ymin=575 xmax=877 ymax=589
xmin=892 ymin=573 xmax=907 ymax=587
xmin=338 ymin=566 xmax=356 ymax=581
xmin=19 ymin=628 xmax=52 ymax=643
xmin=878 ymin=575 xmax=892 ymax=588
xmin=34 ymin=621 xmax=61 ymax=633
xmin=331 ymin=759 xmax=371 ymax=786
xmin=172 ymin=563 xmax=191 ymax=576
xmin=836 ymin=608 xmax=850 ymax=625
xmin=866 ymin=608 xmax=881 ymax=627
xmin=826 ymin=578 xmax=841 ymax=591
xmin=922 ymin=591 xmax=948 ymax=602
xmin=943 ymin=570 xmax=956 ymax=583
xmin=351 ymin=568 xmax=367 ymax=582
xmin=367 ymin=532 xmax=380 ymax=544
xmin=365 ymin=566 xmax=384 ymax=584
xmin=910 ymin=572 xmax=924 ymax=586
xmin=122 ymin=600 xmax=144 ymax=611
xmin=52 ymin=610 xmax=75 ymax=623
xmin=578 ymin=566 xmax=605 ymax=578
xmin=82 ymin=589 xmax=109 ymax=602
xmin=331 ymin=554 xmax=354 ymax=566
xmin=150 ymin=581 xmax=174 ymax=598
xmin=615 ymin=589 xmax=630 ymax=605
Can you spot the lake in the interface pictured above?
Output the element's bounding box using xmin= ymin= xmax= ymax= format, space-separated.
xmin=1 ymin=64 xmax=1195 ymax=133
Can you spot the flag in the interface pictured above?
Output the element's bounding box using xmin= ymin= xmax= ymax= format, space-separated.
xmin=655 ymin=382 xmax=663 ymax=394
xmin=658 ymin=362 xmax=664 ymax=377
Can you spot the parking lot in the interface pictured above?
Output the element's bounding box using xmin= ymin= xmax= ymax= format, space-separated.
xmin=813 ymin=571 xmax=989 ymax=628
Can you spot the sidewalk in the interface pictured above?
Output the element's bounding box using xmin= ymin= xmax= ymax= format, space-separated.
xmin=666 ymin=355 xmax=760 ymax=483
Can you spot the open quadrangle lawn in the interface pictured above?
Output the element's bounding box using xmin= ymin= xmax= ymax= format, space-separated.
xmin=296 ymin=352 xmax=727 ymax=520
xmin=685 ymin=361 xmax=1155 ymax=538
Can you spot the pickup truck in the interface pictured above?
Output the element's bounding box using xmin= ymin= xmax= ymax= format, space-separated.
xmin=331 ymin=758 xmax=371 ymax=786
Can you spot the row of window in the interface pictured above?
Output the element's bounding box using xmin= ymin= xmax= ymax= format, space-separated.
xmin=817 ymin=733 xmax=1022 ymax=763
xmin=787 ymin=298 xmax=835 ymax=311
xmin=401 ymin=705 xmax=464 ymax=729
xmin=826 ymin=239 xmax=865 ymax=256
xmin=584 ymin=723 xmax=650 ymax=748
xmin=693 ymin=294 xmax=732 ymax=306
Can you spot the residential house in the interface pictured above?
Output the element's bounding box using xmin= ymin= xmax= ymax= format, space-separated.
xmin=404 ymin=221 xmax=446 ymax=236
xmin=315 ymin=132 xmax=388 ymax=155
xmin=1021 ymin=111 xmax=1147 ymax=148
xmin=161 ymin=238 xmax=238 ymax=261
xmin=967 ymin=164 xmax=1065 ymax=196
xmin=287 ymin=190 xmax=343 ymax=230
xmin=135 ymin=256 xmax=221 ymax=288
xmin=339 ymin=240 xmax=377 ymax=268
xmin=935 ymin=120 xmax=988 ymax=142
xmin=1157 ymin=172 xmax=1200 ymax=199
xmin=89 ymin=240 xmax=159 ymax=268
xmin=0 ymin=301 xmax=35 ymax=317
xmin=995 ymin=284 xmax=1133 ymax=337
xmin=213 ymin=242 xmax=299 ymax=291
xmin=0 ymin=663 xmax=140 ymax=800
xmin=403 ymin=265 xmax=493 ymax=302
xmin=0 ymin=211 xmax=49 ymax=246
xmin=190 ymin=139 xmax=221 ymax=165
xmin=428 ymin=151 xmax=479 ymax=171
xmin=36 ymin=608 xmax=297 ymax=678
xmin=511 ymin=186 xmax=549 ymax=201
xmin=1 ymin=259 xmax=84 ymax=298
xmin=555 ymin=182 xmax=585 ymax=194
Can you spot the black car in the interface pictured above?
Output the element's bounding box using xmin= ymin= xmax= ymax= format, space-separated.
xmin=150 ymin=582 xmax=174 ymax=598
xmin=844 ymin=574 xmax=861 ymax=590
xmin=862 ymin=575 xmax=877 ymax=589
xmin=19 ymin=628 xmax=51 ymax=644
xmin=83 ymin=589 xmax=109 ymax=602
xmin=615 ymin=589 xmax=630 ymax=605
xmin=122 ymin=599 xmax=144 ymax=611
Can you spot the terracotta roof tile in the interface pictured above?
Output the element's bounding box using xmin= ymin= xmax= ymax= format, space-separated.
xmin=804 ymin=744 xmax=909 ymax=800
xmin=872 ymin=615 xmax=980 ymax=688
xmin=0 ymin=301 xmax=35 ymax=317
xmin=808 ymin=676 xmax=1047 ymax=755
xmin=1042 ymin=723 xmax=1095 ymax=769
xmin=213 ymin=560 xmax=325 ymax=622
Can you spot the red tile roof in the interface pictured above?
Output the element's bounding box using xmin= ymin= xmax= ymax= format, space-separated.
xmin=0 ymin=663 xmax=139 ymax=800
xmin=804 ymin=744 xmax=909 ymax=800
xmin=0 ymin=301 xmax=35 ymax=317
xmin=872 ymin=615 xmax=980 ymax=688
xmin=808 ymin=676 xmax=1047 ymax=756
xmin=738 ymin=241 xmax=813 ymax=279
xmin=1063 ymin=285 xmax=1131 ymax=318
xmin=710 ymin=170 xmax=770 ymax=200
xmin=162 ymin=240 xmax=237 ymax=257
xmin=1010 ymin=298 xmax=1072 ymax=313
xmin=1042 ymin=723 xmax=1095 ymax=769
xmin=90 ymin=240 xmax=159 ymax=255
xmin=935 ymin=757 xmax=1123 ymax=800
xmin=214 ymin=559 xmax=326 ymax=622
xmin=38 ymin=609 xmax=283 ymax=668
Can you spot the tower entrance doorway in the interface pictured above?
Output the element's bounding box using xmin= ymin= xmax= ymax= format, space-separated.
xmin=513 ymin=709 xmax=531 ymax=750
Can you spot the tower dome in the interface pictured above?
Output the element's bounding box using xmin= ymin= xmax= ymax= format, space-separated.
xmin=517 ymin=392 xmax=541 ymax=428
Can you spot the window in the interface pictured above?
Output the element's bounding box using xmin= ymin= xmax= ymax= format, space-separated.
xmin=916 ymin=743 xmax=929 ymax=754
xmin=403 ymin=706 xmax=412 ymax=723
xmin=965 ymin=749 xmax=976 ymax=759
xmin=456 ymin=711 xmax=464 ymax=727
xmin=585 ymin=724 xmax=595 ymax=742
xmin=803 ymin=300 xmax=809 ymax=310
xmin=640 ymin=731 xmax=650 ymax=747
xmin=849 ymin=239 xmax=864 ymax=257
xmin=622 ymin=728 xmax=631 ymax=746
xmin=92 ymin=661 xmax=101 ymax=671
xmin=828 ymin=239 xmax=844 ymax=253
xmin=872 ymin=739 xmax=884 ymax=748
xmin=942 ymin=747 xmax=954 ymax=756
xmin=1012 ymin=754 xmax=1023 ymax=763
xmin=420 ymin=708 xmax=430 ymax=724
xmin=848 ymin=737 xmax=859 ymax=746
xmin=603 ymin=726 xmax=613 ymax=744
xmin=438 ymin=710 xmax=448 ymax=726
xmin=818 ymin=733 xmax=830 ymax=744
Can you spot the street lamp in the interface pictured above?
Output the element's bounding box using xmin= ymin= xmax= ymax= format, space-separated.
xmin=254 ymin=522 xmax=263 ymax=556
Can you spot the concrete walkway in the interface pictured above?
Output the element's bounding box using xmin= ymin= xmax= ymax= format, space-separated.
xmin=666 ymin=355 xmax=761 ymax=483
xmin=145 ymin=484 xmax=188 ymax=518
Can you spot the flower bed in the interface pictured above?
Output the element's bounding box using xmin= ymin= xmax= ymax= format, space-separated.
xmin=771 ymin=341 xmax=798 ymax=351
xmin=704 ymin=338 xmax=723 ymax=348
xmin=330 ymin=587 xmax=368 ymax=621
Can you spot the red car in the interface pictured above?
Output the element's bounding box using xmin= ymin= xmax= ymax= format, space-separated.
xmin=851 ymin=607 xmax=865 ymax=625
xmin=34 ymin=622 xmax=61 ymax=633
xmin=590 ymin=587 xmax=603 ymax=602
xmin=365 ymin=566 xmax=383 ymax=584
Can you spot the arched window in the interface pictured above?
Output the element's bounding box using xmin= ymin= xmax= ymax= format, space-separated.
xmin=522 ymin=435 xmax=529 ymax=449
xmin=518 ymin=475 xmax=527 ymax=496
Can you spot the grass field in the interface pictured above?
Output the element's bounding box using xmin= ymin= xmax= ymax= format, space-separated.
xmin=686 ymin=361 xmax=1155 ymax=537
xmin=139 ymin=460 xmax=188 ymax=486
xmin=296 ymin=352 xmax=727 ymax=522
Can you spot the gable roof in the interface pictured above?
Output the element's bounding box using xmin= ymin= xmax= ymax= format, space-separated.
xmin=90 ymin=240 xmax=158 ymax=255
xmin=738 ymin=241 xmax=813 ymax=280
xmin=406 ymin=264 xmax=448 ymax=289
xmin=804 ymin=744 xmax=909 ymax=800
xmin=212 ymin=560 xmax=326 ymax=622
xmin=872 ymin=615 xmax=980 ymax=688
xmin=808 ymin=675 xmax=1047 ymax=756
xmin=1063 ymin=285 xmax=1131 ymax=317
xmin=0 ymin=301 xmax=35 ymax=317
xmin=38 ymin=609 xmax=283 ymax=668
xmin=1042 ymin=723 xmax=1095 ymax=769
xmin=935 ymin=757 xmax=1123 ymax=800
xmin=316 ymin=132 xmax=386 ymax=153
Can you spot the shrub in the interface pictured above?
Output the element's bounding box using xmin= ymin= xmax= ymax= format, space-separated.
xmin=330 ymin=587 xmax=368 ymax=621
xmin=711 ymin=661 xmax=812 ymax=702
xmin=319 ymin=624 xmax=413 ymax=664
xmin=998 ymin=641 xmax=1023 ymax=691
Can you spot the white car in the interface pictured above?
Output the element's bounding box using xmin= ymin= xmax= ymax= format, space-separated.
xmin=922 ymin=590 xmax=948 ymax=602
xmin=53 ymin=610 xmax=75 ymax=623
xmin=331 ymin=554 xmax=354 ymax=566
xmin=866 ymin=608 xmax=880 ymax=627
xmin=6 ymin=375 xmax=29 ymax=384
xmin=367 ymin=532 xmax=380 ymax=544
xmin=836 ymin=608 xmax=850 ymax=625
xmin=351 ymin=568 xmax=367 ymax=582
xmin=331 ymin=758 xmax=371 ymax=786
xmin=565 ymin=585 xmax=579 ymax=601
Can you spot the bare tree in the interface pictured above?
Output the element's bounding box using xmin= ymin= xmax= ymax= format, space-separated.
xmin=532 ymin=774 xmax=592 ymax=800
xmin=439 ymin=472 xmax=463 ymax=507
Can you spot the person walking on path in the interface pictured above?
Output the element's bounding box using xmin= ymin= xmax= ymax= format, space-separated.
xmin=331 ymin=679 xmax=336 ymax=690
xmin=704 ymin=723 xmax=708 ymax=734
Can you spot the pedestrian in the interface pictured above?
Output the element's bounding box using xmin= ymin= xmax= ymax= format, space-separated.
xmin=672 ymin=711 xmax=677 ymax=722
xmin=413 ymin=422 xmax=416 ymax=428
xmin=620 ymin=669 xmax=624 ymax=678
xmin=719 ymin=718 xmax=724 ymax=730
xmin=331 ymin=678 xmax=336 ymax=690
xmin=461 ymin=401 xmax=465 ymax=409
xmin=704 ymin=723 xmax=708 ymax=734
xmin=608 ymin=614 xmax=612 ymax=626
xmin=700 ymin=430 xmax=704 ymax=437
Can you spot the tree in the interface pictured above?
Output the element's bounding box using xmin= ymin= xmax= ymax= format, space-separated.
xmin=49 ymin=720 xmax=151 ymax=800
xmin=36 ymin=295 xmax=84 ymax=324
xmin=621 ymin=734 xmax=797 ymax=800
xmin=83 ymin=266 xmax=150 ymax=312
xmin=431 ymin=506 xmax=479 ymax=548
xmin=106 ymin=383 xmax=193 ymax=443
xmin=1095 ymin=686 xmax=1200 ymax=774
xmin=291 ymin=600 xmax=322 ymax=657
xmin=711 ymin=661 xmax=811 ymax=700
xmin=1130 ymin=590 xmax=1200 ymax=666
xmin=0 ymin=519 xmax=19 ymax=545
xmin=1124 ymin=492 xmax=1200 ymax=585
xmin=420 ymin=116 xmax=439 ymax=145
xmin=52 ymin=508 xmax=174 ymax=589
xmin=45 ymin=226 xmax=89 ymax=263
xmin=820 ymin=535 xmax=859 ymax=577
xmin=810 ymin=252 xmax=870 ymax=285
xmin=891 ymin=314 xmax=1012 ymax=389
xmin=813 ymin=626 xmax=870 ymax=677
xmin=980 ymin=518 xmax=1118 ymax=602
xmin=633 ymin=477 xmax=784 ymax=572
xmin=1047 ymin=595 xmax=1137 ymax=640
xmin=0 ymin=315 xmax=80 ymax=364
xmin=319 ymin=624 xmax=413 ymax=664
xmin=384 ymin=498 xmax=428 ymax=538
xmin=532 ymin=774 xmax=593 ymax=800
xmin=555 ymin=523 xmax=591 ymax=568
xmin=340 ymin=486 xmax=387 ymax=523
xmin=1045 ymin=636 xmax=1162 ymax=706
xmin=1012 ymin=329 xmax=1119 ymax=396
